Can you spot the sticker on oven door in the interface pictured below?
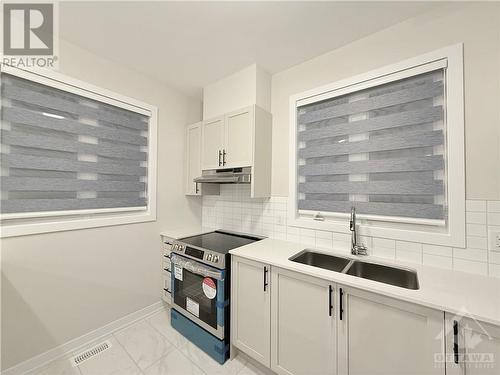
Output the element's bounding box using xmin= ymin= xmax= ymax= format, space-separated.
xmin=186 ymin=297 xmax=199 ymax=317
xmin=174 ymin=265 xmax=183 ymax=281
xmin=202 ymin=277 xmax=217 ymax=299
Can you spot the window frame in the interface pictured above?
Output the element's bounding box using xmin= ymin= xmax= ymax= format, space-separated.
xmin=288 ymin=44 xmax=465 ymax=247
xmin=0 ymin=65 xmax=158 ymax=237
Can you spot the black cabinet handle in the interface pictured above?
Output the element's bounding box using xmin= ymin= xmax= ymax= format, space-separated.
xmin=195 ymin=182 xmax=199 ymax=194
xmin=263 ymin=266 xmax=268 ymax=291
xmin=222 ymin=149 xmax=226 ymax=166
xmin=453 ymin=320 xmax=459 ymax=364
xmin=339 ymin=287 xmax=344 ymax=320
xmin=163 ymin=288 xmax=171 ymax=293
xmin=218 ymin=150 xmax=222 ymax=166
xmin=328 ymin=285 xmax=333 ymax=317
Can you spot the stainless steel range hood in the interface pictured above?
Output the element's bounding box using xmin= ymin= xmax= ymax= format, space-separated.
xmin=194 ymin=167 xmax=251 ymax=184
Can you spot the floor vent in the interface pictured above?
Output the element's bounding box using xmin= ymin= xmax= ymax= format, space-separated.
xmin=71 ymin=340 xmax=112 ymax=366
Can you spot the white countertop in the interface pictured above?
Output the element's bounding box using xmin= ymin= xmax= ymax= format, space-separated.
xmin=160 ymin=227 xmax=212 ymax=240
xmin=230 ymin=238 xmax=500 ymax=326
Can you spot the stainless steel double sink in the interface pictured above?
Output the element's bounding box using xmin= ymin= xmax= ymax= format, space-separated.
xmin=289 ymin=249 xmax=419 ymax=290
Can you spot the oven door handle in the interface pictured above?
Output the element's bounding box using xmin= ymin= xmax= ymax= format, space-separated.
xmin=171 ymin=253 xmax=224 ymax=280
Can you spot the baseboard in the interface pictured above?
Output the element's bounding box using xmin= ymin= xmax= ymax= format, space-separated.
xmin=2 ymin=300 xmax=165 ymax=375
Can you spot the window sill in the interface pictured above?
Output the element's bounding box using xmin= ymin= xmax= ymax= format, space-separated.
xmin=0 ymin=210 xmax=156 ymax=238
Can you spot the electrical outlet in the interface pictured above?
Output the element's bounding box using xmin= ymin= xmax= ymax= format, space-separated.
xmin=489 ymin=230 xmax=500 ymax=250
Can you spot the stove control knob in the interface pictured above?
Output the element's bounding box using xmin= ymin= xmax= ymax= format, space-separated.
xmin=213 ymin=256 xmax=219 ymax=263
xmin=207 ymin=254 xmax=212 ymax=261
xmin=173 ymin=244 xmax=178 ymax=250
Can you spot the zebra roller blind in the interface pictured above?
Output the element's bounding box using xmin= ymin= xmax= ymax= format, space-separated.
xmin=297 ymin=69 xmax=447 ymax=222
xmin=1 ymin=73 xmax=149 ymax=217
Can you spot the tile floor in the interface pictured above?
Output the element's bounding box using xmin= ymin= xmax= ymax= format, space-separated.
xmin=27 ymin=306 xmax=273 ymax=375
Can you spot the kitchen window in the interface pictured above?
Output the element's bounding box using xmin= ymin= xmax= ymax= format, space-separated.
xmin=0 ymin=66 xmax=158 ymax=237
xmin=289 ymin=45 xmax=465 ymax=247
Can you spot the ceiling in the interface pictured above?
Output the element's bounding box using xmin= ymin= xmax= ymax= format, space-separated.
xmin=59 ymin=1 xmax=442 ymax=98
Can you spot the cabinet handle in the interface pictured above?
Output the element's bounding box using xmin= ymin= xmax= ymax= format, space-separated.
xmin=328 ymin=285 xmax=333 ymax=317
xmin=339 ymin=287 xmax=344 ymax=320
xmin=218 ymin=150 xmax=222 ymax=166
xmin=263 ymin=266 xmax=268 ymax=291
xmin=453 ymin=320 xmax=459 ymax=364
xmin=222 ymin=149 xmax=226 ymax=166
xmin=195 ymin=182 xmax=199 ymax=194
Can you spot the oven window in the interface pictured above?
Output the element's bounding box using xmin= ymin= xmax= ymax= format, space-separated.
xmin=174 ymin=268 xmax=218 ymax=329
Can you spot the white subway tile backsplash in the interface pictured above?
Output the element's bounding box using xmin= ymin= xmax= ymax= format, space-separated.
xmin=466 ymin=200 xmax=487 ymax=212
xmin=489 ymin=251 xmax=500 ymax=265
xmin=466 ymin=236 xmax=488 ymax=250
xmin=466 ymin=212 xmax=487 ymax=225
xmin=373 ymin=238 xmax=396 ymax=249
xmin=487 ymin=212 xmax=500 ymax=226
xmin=423 ymin=254 xmax=453 ymax=270
xmin=487 ymin=201 xmax=500 ymax=213
xmin=453 ymin=248 xmax=488 ymax=262
xmin=396 ymin=241 xmax=422 ymax=253
xmin=202 ymin=188 xmax=499 ymax=278
xmin=466 ymin=223 xmax=487 ymax=237
xmin=423 ymin=244 xmax=453 ymax=257
xmin=453 ymin=258 xmax=488 ymax=276
xmin=299 ymin=227 xmax=316 ymax=238
xmin=396 ymin=248 xmax=422 ymax=264
xmin=488 ymin=264 xmax=500 ymax=278
xmin=332 ymin=232 xmax=350 ymax=250
xmin=372 ymin=246 xmax=396 ymax=260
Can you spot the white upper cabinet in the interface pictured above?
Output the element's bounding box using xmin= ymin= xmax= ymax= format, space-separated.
xmin=224 ymin=107 xmax=253 ymax=168
xmin=200 ymin=105 xmax=272 ymax=198
xmin=337 ymin=285 xmax=445 ymax=375
xmin=201 ymin=116 xmax=225 ymax=170
xmin=185 ymin=122 xmax=202 ymax=195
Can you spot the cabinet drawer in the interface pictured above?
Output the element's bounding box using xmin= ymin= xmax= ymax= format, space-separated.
xmin=162 ymin=242 xmax=172 ymax=256
xmin=163 ymin=259 xmax=171 ymax=272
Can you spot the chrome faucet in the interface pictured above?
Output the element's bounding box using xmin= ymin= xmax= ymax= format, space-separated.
xmin=350 ymin=207 xmax=367 ymax=256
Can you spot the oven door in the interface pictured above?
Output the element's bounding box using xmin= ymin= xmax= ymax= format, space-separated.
xmin=170 ymin=253 xmax=226 ymax=340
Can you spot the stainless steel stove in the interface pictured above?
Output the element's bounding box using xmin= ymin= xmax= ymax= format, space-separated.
xmin=169 ymin=230 xmax=264 ymax=364
xmin=171 ymin=230 xmax=262 ymax=269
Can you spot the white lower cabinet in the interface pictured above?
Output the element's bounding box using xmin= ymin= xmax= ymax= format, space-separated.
xmin=337 ymin=286 xmax=445 ymax=375
xmin=445 ymin=313 xmax=500 ymax=375
xmin=231 ymin=260 xmax=488 ymax=375
xmin=271 ymin=268 xmax=336 ymax=375
xmin=231 ymin=256 xmax=271 ymax=367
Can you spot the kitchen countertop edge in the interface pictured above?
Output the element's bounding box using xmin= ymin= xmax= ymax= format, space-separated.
xmin=230 ymin=238 xmax=500 ymax=327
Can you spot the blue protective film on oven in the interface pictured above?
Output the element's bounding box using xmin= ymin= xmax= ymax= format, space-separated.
xmin=216 ymin=278 xmax=226 ymax=327
xmin=171 ymin=308 xmax=229 ymax=364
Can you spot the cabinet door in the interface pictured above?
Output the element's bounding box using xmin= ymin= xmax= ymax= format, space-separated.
xmin=185 ymin=122 xmax=202 ymax=195
xmin=231 ymin=256 xmax=271 ymax=367
xmin=202 ymin=116 xmax=224 ymax=170
xmin=338 ymin=286 xmax=445 ymax=375
xmin=224 ymin=107 xmax=253 ymax=168
xmin=445 ymin=314 xmax=500 ymax=375
xmin=271 ymin=268 xmax=336 ymax=375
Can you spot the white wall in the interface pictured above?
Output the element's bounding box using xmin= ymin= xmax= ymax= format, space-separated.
xmin=271 ymin=2 xmax=500 ymax=200
xmin=203 ymin=64 xmax=271 ymax=119
xmin=0 ymin=40 xmax=202 ymax=370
